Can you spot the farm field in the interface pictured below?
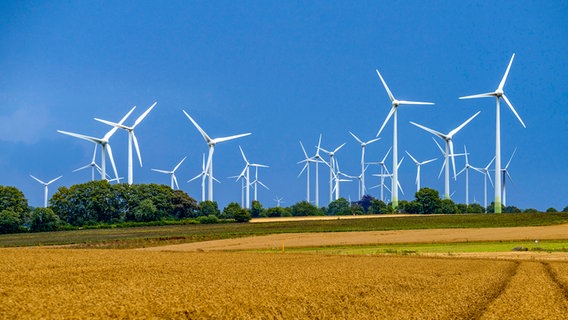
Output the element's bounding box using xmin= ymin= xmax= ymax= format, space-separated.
xmin=2 ymin=248 xmax=568 ymax=319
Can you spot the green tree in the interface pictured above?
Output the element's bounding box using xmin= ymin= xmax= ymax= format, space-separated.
xmin=457 ymin=203 xmax=467 ymax=214
xmin=222 ymin=202 xmax=242 ymax=219
xmin=30 ymin=207 xmax=64 ymax=232
xmin=234 ymin=208 xmax=251 ymax=223
xmin=327 ymin=198 xmax=351 ymax=216
xmin=404 ymin=200 xmax=423 ymax=214
xmin=523 ymin=208 xmax=539 ymax=213
xmin=503 ymin=205 xmax=521 ymax=213
xmin=134 ymin=199 xmax=158 ymax=222
xmin=0 ymin=209 xmax=22 ymax=234
xmin=350 ymin=203 xmax=365 ymax=215
xmin=563 ymin=206 xmax=568 ymax=213
xmin=546 ymin=207 xmax=558 ymax=213
xmin=368 ymin=199 xmax=388 ymax=214
xmin=250 ymin=200 xmax=264 ymax=218
xmin=414 ymin=188 xmax=441 ymax=214
xmin=440 ymin=199 xmax=458 ymax=214
xmin=290 ymin=201 xmax=320 ymax=216
xmin=0 ymin=185 xmax=30 ymax=217
xmin=198 ymin=201 xmax=220 ymax=217
xmin=486 ymin=202 xmax=504 ymax=214
xmin=265 ymin=207 xmax=286 ymax=217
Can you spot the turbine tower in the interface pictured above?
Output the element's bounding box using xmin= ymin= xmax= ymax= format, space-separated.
xmin=332 ymin=159 xmax=353 ymax=200
xmin=456 ymin=145 xmax=484 ymax=206
xmin=459 ymin=54 xmax=526 ymax=213
xmin=310 ymin=134 xmax=328 ymax=207
xmin=349 ymin=132 xmax=379 ymax=200
xmin=405 ymin=151 xmax=437 ymax=192
xmin=297 ymin=141 xmax=316 ymax=203
xmin=95 ymin=102 xmax=156 ymax=185
xmin=183 ymin=110 xmax=251 ymax=201
xmin=30 ymin=175 xmax=62 ymax=208
xmin=151 ymin=156 xmax=186 ymax=190
xmin=58 ymin=107 xmax=135 ymax=182
xmin=501 ymin=148 xmax=517 ymax=207
xmin=410 ymin=111 xmax=480 ymax=200
xmin=251 ymin=165 xmax=270 ymax=202
xmin=319 ymin=142 xmax=346 ymax=203
xmin=188 ymin=154 xmax=209 ymax=202
xmin=238 ymin=146 xmax=268 ymax=208
xmin=367 ymin=147 xmax=392 ymax=202
xmin=375 ymin=69 xmax=434 ymax=210
xmin=472 ymin=157 xmax=495 ymax=213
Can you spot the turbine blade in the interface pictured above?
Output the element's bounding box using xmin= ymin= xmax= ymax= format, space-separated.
xmin=91 ymin=144 xmax=98 ymax=162
xmin=333 ymin=143 xmax=346 ymax=153
xmin=438 ymin=160 xmax=445 ymax=179
xmin=502 ymin=94 xmax=526 ymax=128
xmin=375 ymin=69 xmax=395 ymax=102
xmin=57 ymin=130 xmax=102 ymax=144
xmin=459 ymin=92 xmax=495 ymax=99
xmin=405 ymin=151 xmax=419 ymax=165
xmin=30 ymin=175 xmax=45 ymax=185
xmin=448 ymin=111 xmax=481 ymax=137
xmin=173 ymin=174 xmax=179 ymax=190
xmin=498 ymin=53 xmax=515 ymax=92
xmin=410 ymin=121 xmax=447 ymax=140
xmin=366 ymin=137 xmax=381 ymax=145
xmin=104 ymin=106 xmax=136 ymax=141
xmin=506 ymin=147 xmax=517 ymax=169
xmin=73 ymin=164 xmax=92 ymax=172
xmin=239 ymin=146 xmax=248 ymax=164
xmin=132 ymin=132 xmax=143 ymax=167
xmin=258 ymin=180 xmax=270 ymax=190
xmin=449 ymin=141 xmax=457 ymax=180
xmin=487 ymin=171 xmax=494 ymax=187
xmin=47 ymin=176 xmax=63 ymax=185
xmin=349 ymin=131 xmax=363 ymax=145
xmin=187 ymin=173 xmax=202 ymax=183
xmin=433 ymin=137 xmax=445 ymax=155
xmin=213 ymin=132 xmax=251 ymax=144
xmin=299 ymin=141 xmax=309 ymax=159
xmin=105 ymin=145 xmax=120 ymax=182
xmin=133 ymin=102 xmax=157 ymax=128
xmin=174 ymin=156 xmax=187 ymax=172
xmin=396 ymin=100 xmax=435 ymax=106
xmin=152 ymin=169 xmax=170 ymax=174
xmin=376 ymin=106 xmax=396 ymax=137
xmin=95 ymin=118 xmax=128 ymax=130
xmin=381 ymin=147 xmax=392 ymax=163
xmin=421 ymin=158 xmax=437 ymax=165
xmin=183 ymin=110 xmax=212 ymax=143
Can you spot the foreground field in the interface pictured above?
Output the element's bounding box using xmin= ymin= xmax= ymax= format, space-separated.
xmin=2 ymin=248 xmax=568 ymax=319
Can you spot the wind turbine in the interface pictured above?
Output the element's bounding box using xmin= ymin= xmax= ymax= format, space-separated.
xmin=251 ymin=165 xmax=270 ymax=202
xmin=472 ymin=157 xmax=495 ymax=213
xmin=349 ymin=132 xmax=380 ymax=199
xmin=58 ymin=107 xmax=135 ymax=182
xmin=459 ymin=54 xmax=526 ymax=213
xmin=410 ymin=111 xmax=480 ymax=200
xmin=238 ymin=146 xmax=268 ymax=208
xmin=375 ymin=69 xmax=434 ymax=210
xmin=501 ymin=148 xmax=517 ymax=207
xmin=151 ymin=156 xmax=186 ymax=190
xmin=297 ymin=141 xmax=316 ymax=203
xmin=30 ymin=175 xmax=62 ymax=208
xmin=456 ymin=145 xmax=484 ymax=206
xmin=310 ymin=134 xmax=328 ymax=207
xmin=228 ymin=174 xmax=246 ymax=208
xmin=405 ymin=151 xmax=437 ymax=192
xmin=95 ymin=102 xmax=156 ymax=185
xmin=188 ymin=154 xmax=209 ymax=202
xmin=274 ymin=196 xmax=285 ymax=207
xmin=367 ymin=147 xmax=391 ymax=202
xmin=72 ymin=144 xmax=102 ymax=181
xmin=332 ymin=159 xmax=353 ymax=200
xmin=319 ymin=142 xmax=346 ymax=203
xmin=183 ymin=110 xmax=251 ymax=201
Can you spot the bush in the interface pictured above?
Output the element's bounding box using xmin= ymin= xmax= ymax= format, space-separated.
xmin=546 ymin=207 xmax=558 ymax=213
xmin=134 ymin=199 xmax=159 ymax=222
xmin=221 ymin=202 xmax=242 ymax=219
xmin=290 ymin=201 xmax=320 ymax=216
xmin=234 ymin=208 xmax=251 ymax=223
xmin=197 ymin=215 xmax=219 ymax=224
xmin=198 ymin=201 xmax=220 ymax=217
xmin=440 ymin=199 xmax=458 ymax=214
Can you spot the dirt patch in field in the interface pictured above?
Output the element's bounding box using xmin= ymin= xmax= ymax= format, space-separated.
xmin=141 ymin=223 xmax=568 ymax=261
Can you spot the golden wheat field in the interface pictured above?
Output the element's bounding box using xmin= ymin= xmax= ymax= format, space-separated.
xmin=1 ymin=248 xmax=568 ymax=319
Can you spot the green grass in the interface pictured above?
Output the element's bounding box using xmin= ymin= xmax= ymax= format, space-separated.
xmin=1 ymin=212 xmax=567 ymax=248
xmin=275 ymin=240 xmax=568 ymax=255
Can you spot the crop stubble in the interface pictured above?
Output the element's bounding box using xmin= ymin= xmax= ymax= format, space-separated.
xmin=3 ymin=248 xmax=567 ymax=319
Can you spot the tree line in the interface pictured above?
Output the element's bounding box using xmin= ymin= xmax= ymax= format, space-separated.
xmin=0 ymin=184 xmax=566 ymax=234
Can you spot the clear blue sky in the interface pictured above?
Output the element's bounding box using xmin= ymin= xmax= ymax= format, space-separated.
xmin=1 ymin=1 xmax=566 ymax=210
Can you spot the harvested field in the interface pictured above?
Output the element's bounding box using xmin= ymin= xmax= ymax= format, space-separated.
xmin=5 ymin=248 xmax=568 ymax=319
xmin=141 ymin=223 xmax=568 ymax=254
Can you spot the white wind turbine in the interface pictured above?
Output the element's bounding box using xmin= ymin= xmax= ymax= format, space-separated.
xmin=410 ymin=111 xmax=480 ymax=200
xmin=183 ymin=110 xmax=251 ymax=201
xmin=456 ymin=145 xmax=484 ymax=206
xmin=319 ymin=142 xmax=346 ymax=203
xmin=367 ymin=147 xmax=392 ymax=202
xmin=238 ymin=146 xmax=268 ymax=208
xmin=297 ymin=141 xmax=316 ymax=203
xmin=459 ymin=54 xmax=526 ymax=213
xmin=472 ymin=157 xmax=495 ymax=213
xmin=30 ymin=175 xmax=63 ymax=208
xmin=151 ymin=156 xmax=186 ymax=190
xmin=332 ymin=159 xmax=353 ymax=200
xmin=58 ymin=107 xmax=135 ymax=182
xmin=310 ymin=134 xmax=328 ymax=207
xmin=251 ymin=165 xmax=270 ymax=202
xmin=405 ymin=151 xmax=437 ymax=192
xmin=501 ymin=148 xmax=517 ymax=207
xmin=72 ymin=144 xmax=102 ymax=181
xmin=274 ymin=196 xmax=285 ymax=207
xmin=375 ymin=69 xmax=434 ymax=210
xmin=188 ymin=154 xmax=211 ymax=202
xmin=228 ymin=174 xmax=246 ymax=207
xmin=95 ymin=102 xmax=156 ymax=185
xmin=349 ymin=132 xmax=380 ymax=199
